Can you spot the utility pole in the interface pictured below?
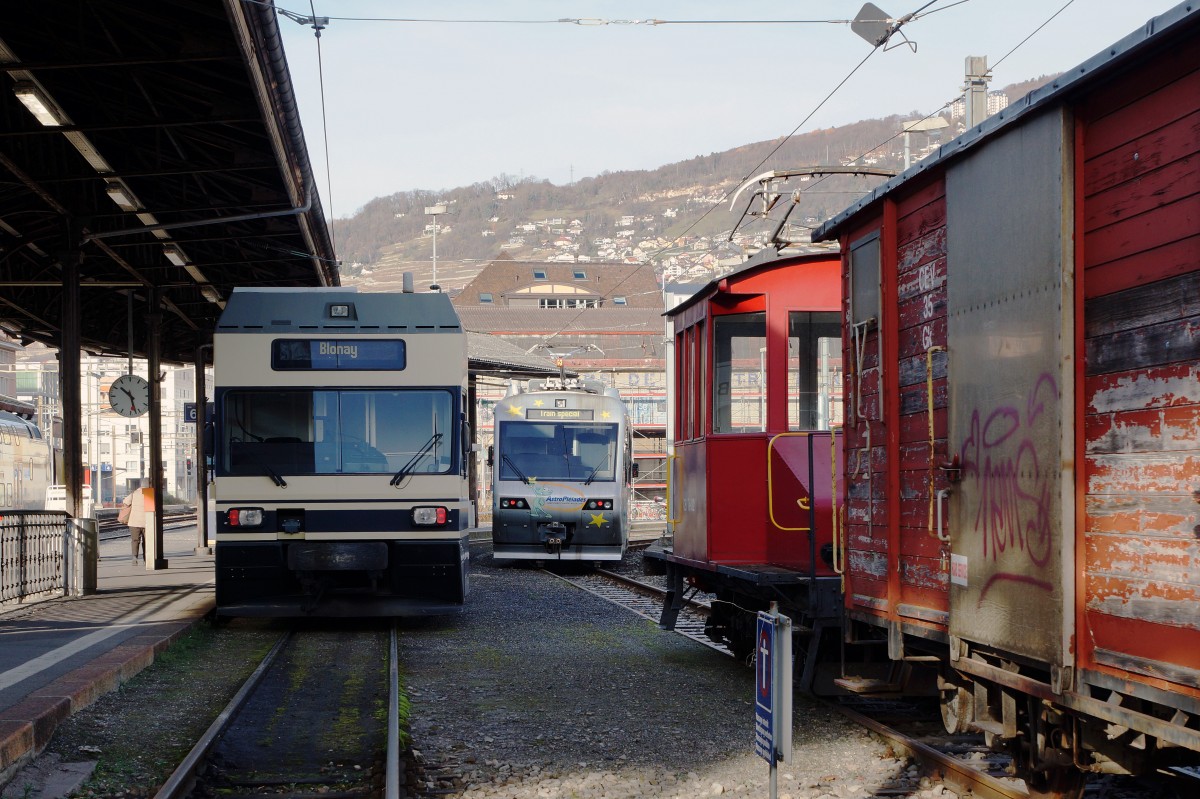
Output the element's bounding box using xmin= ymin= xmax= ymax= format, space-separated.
xmin=964 ymin=56 xmax=990 ymax=129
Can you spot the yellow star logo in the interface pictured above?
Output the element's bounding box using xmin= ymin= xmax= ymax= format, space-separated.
xmin=528 ymin=476 xmax=538 ymax=484
xmin=601 ymin=410 xmax=611 ymax=419
xmin=588 ymin=512 xmax=607 ymax=527
xmin=534 ymin=399 xmax=545 ymax=407
xmin=506 ymin=403 xmax=523 ymax=416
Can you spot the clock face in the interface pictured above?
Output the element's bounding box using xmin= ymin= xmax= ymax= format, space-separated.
xmin=109 ymin=374 xmax=150 ymax=417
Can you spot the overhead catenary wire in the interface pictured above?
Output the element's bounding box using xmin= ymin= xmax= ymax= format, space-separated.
xmin=251 ymin=0 xmax=913 ymax=28
xmin=731 ymin=0 xmax=1082 ymax=240
xmin=270 ymin=0 xmax=1073 ymax=357
xmin=307 ymin=1 xmax=336 ymax=258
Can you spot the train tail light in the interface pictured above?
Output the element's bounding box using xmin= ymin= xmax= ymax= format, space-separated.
xmin=499 ymin=497 xmax=529 ymax=509
xmin=227 ymin=507 xmax=264 ymax=527
xmin=412 ymin=506 xmax=448 ymax=526
xmin=585 ymin=499 xmax=613 ymax=510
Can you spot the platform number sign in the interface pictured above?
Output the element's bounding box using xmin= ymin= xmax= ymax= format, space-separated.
xmin=754 ymin=612 xmax=775 ymax=763
xmin=753 ymin=606 xmax=792 ymax=799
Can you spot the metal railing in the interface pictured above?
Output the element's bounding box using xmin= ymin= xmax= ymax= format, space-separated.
xmin=0 ymin=511 xmax=70 ymax=604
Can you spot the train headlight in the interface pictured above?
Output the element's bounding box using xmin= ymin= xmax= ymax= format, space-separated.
xmin=585 ymin=499 xmax=613 ymax=510
xmin=412 ymin=506 xmax=448 ymax=526
xmin=499 ymin=498 xmax=529 ymax=509
xmin=227 ymin=507 xmax=264 ymax=527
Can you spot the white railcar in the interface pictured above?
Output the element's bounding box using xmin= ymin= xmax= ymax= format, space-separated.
xmin=211 ymin=286 xmax=471 ymax=616
xmin=490 ymin=378 xmax=634 ymax=562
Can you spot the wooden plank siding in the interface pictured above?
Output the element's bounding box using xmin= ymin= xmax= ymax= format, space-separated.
xmin=841 ymin=178 xmax=951 ymax=625
xmin=1081 ymin=47 xmax=1200 ymax=692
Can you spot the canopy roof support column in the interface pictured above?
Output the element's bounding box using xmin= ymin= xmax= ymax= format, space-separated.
xmin=61 ymin=229 xmax=82 ymax=517
xmin=147 ymin=287 xmax=167 ymax=570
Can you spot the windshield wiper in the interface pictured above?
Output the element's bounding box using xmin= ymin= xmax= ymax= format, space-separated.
xmin=260 ymin=462 xmax=287 ymax=488
xmin=502 ymin=454 xmax=529 ymax=485
xmin=390 ymin=433 xmax=442 ymax=485
xmin=583 ymin=461 xmax=605 ymax=486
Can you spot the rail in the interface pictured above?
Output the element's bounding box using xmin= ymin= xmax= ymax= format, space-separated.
xmin=154 ymin=624 xmax=403 ymax=799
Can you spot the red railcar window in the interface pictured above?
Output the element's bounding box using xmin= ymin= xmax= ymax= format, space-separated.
xmin=787 ymin=312 xmax=843 ymax=431
xmin=712 ymin=312 xmax=766 ymax=434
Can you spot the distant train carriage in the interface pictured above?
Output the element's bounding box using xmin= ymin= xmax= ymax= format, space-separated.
xmin=813 ymin=2 xmax=1200 ymax=792
xmin=646 ymin=250 xmax=845 ymax=677
xmin=211 ymin=285 xmax=472 ymax=617
xmin=490 ymin=378 xmax=634 ymax=562
xmin=0 ymin=411 xmax=54 ymax=510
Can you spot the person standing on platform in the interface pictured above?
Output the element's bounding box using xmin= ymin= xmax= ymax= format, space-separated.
xmin=120 ymin=479 xmax=147 ymax=565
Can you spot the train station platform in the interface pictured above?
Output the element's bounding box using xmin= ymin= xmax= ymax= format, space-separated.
xmin=0 ymin=526 xmax=214 ymax=786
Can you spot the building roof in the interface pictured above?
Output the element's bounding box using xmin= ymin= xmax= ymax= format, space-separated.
xmin=466 ymin=332 xmax=561 ymax=377
xmin=455 ymin=258 xmax=662 ymax=308
xmin=456 ymin=306 xmax=666 ymax=336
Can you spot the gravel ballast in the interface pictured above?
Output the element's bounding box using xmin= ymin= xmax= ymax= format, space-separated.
xmin=398 ymin=544 xmax=932 ymax=799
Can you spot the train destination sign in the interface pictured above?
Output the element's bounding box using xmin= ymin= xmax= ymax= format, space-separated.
xmin=525 ymin=408 xmax=594 ymax=421
xmin=271 ymin=339 xmax=406 ymax=371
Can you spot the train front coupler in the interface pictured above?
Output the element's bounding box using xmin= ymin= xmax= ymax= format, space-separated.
xmin=539 ymin=521 xmax=572 ymax=555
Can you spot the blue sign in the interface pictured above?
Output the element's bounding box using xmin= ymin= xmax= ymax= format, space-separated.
xmin=754 ymin=611 xmax=775 ymax=763
xmin=184 ymin=402 xmax=213 ymax=424
xmin=271 ymin=339 xmax=406 ymax=371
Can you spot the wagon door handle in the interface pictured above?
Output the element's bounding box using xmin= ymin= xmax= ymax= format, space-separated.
xmin=936 ymin=488 xmax=952 ymax=543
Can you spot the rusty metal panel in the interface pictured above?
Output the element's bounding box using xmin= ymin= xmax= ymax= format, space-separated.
xmin=944 ymin=109 xmax=1073 ymax=667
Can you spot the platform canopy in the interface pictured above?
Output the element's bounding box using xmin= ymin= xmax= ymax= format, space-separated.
xmin=0 ymin=0 xmax=337 ymax=365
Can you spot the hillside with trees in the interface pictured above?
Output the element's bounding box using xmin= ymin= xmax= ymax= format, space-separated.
xmin=334 ymin=77 xmax=1056 ymax=290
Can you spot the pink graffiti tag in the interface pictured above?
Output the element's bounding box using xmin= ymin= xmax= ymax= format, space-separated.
xmin=958 ymin=373 xmax=1058 ymax=578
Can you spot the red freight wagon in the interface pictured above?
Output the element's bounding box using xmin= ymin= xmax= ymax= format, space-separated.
xmin=814 ymin=2 xmax=1199 ymax=793
xmin=646 ymin=250 xmax=845 ymax=682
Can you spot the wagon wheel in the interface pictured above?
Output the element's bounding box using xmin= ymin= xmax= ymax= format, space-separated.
xmin=1021 ymin=765 xmax=1087 ymax=799
xmin=938 ymin=681 xmax=973 ymax=734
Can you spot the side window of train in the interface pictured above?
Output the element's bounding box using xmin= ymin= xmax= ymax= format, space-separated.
xmin=788 ymin=312 xmax=844 ymax=431
xmin=712 ymin=312 xmax=766 ymax=434
xmin=849 ymin=233 xmax=881 ymax=329
xmin=676 ymin=328 xmax=690 ymax=440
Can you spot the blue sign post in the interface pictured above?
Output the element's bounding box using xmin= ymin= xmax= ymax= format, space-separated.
xmin=754 ymin=612 xmax=775 ymax=762
xmin=753 ymin=602 xmax=792 ymax=799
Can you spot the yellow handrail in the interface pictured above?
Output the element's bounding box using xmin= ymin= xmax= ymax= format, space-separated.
xmin=666 ymin=453 xmax=682 ymax=526
xmin=767 ymin=432 xmax=812 ymax=532
xmin=830 ymin=427 xmax=844 ymax=580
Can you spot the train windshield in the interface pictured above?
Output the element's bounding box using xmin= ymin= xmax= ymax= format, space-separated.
xmin=497 ymin=421 xmax=618 ymax=483
xmin=221 ymin=389 xmax=454 ymax=475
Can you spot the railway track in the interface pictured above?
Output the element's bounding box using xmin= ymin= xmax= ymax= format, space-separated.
xmin=153 ymin=622 xmax=404 ymax=799
xmin=98 ymin=512 xmax=197 ymax=541
xmin=562 ymin=567 xmax=1191 ymax=799
xmin=548 ymin=567 xmax=731 ymax=657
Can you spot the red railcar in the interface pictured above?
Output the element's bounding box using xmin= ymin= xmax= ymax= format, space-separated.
xmin=647 ymin=250 xmax=845 ymax=681
xmin=813 ymin=2 xmax=1199 ymax=793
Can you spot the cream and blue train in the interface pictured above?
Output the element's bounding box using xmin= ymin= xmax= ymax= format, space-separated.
xmin=490 ymin=378 xmax=633 ymax=562
xmin=211 ymin=285 xmax=471 ymax=616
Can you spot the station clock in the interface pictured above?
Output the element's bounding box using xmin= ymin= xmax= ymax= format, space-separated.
xmin=109 ymin=374 xmax=150 ymax=417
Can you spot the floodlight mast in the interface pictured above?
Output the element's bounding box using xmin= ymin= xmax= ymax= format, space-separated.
xmin=424 ymin=204 xmax=448 ymax=291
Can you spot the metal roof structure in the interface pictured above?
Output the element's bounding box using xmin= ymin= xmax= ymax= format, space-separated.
xmin=0 ymin=0 xmax=337 ymax=365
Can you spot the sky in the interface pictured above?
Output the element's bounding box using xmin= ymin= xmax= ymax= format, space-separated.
xmin=275 ymin=0 xmax=1184 ymax=219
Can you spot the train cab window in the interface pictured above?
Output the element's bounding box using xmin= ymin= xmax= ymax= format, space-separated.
xmin=496 ymin=422 xmax=617 ymax=483
xmin=788 ymin=312 xmax=843 ymax=431
xmin=712 ymin=312 xmax=766 ymax=434
xmin=222 ymin=389 xmax=454 ymax=476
